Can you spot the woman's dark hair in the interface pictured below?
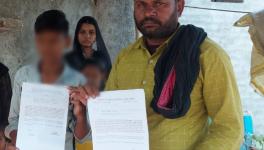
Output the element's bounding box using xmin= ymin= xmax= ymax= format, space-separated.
xmin=72 ymin=16 xmax=112 ymax=73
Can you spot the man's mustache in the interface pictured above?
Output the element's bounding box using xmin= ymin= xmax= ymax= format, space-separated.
xmin=139 ymin=17 xmax=162 ymax=27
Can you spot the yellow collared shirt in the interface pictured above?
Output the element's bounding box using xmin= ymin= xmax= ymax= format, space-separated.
xmin=106 ymin=36 xmax=243 ymax=150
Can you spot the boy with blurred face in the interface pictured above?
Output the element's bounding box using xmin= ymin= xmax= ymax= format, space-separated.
xmin=5 ymin=10 xmax=90 ymax=150
xmin=71 ymin=0 xmax=243 ymax=150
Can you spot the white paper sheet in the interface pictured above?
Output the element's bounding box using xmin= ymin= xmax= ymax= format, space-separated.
xmin=88 ymin=89 xmax=149 ymax=150
xmin=16 ymin=83 xmax=69 ymax=150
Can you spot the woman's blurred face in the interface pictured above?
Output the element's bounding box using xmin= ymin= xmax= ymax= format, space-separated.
xmin=82 ymin=65 xmax=105 ymax=89
xmin=78 ymin=23 xmax=96 ymax=48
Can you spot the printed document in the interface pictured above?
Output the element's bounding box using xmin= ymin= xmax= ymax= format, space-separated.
xmin=88 ymin=89 xmax=149 ymax=150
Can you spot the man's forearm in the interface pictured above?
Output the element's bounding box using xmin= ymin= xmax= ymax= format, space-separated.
xmin=74 ymin=116 xmax=90 ymax=140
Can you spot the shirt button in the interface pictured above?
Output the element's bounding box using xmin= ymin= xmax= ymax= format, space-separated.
xmin=149 ymin=60 xmax=154 ymax=64
xmin=142 ymin=80 xmax=147 ymax=85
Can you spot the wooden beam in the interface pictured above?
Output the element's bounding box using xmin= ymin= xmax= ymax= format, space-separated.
xmin=0 ymin=18 xmax=22 ymax=33
xmin=0 ymin=20 xmax=9 ymax=32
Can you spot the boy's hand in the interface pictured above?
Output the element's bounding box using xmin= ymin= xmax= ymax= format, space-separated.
xmin=9 ymin=131 xmax=17 ymax=146
xmin=0 ymin=131 xmax=5 ymax=150
xmin=70 ymin=94 xmax=86 ymax=118
xmin=69 ymin=85 xmax=97 ymax=140
xmin=68 ymin=85 xmax=99 ymax=106
xmin=5 ymin=143 xmax=19 ymax=150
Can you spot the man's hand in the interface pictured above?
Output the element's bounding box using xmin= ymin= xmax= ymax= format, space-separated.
xmin=69 ymin=85 xmax=99 ymax=106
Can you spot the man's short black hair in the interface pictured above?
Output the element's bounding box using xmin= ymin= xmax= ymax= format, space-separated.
xmin=34 ymin=9 xmax=69 ymax=35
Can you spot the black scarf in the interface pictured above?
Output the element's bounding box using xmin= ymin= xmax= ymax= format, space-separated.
xmin=151 ymin=25 xmax=207 ymax=119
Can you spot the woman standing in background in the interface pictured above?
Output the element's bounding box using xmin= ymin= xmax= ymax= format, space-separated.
xmin=66 ymin=16 xmax=112 ymax=150
xmin=0 ymin=63 xmax=12 ymax=150
xmin=66 ymin=16 xmax=112 ymax=78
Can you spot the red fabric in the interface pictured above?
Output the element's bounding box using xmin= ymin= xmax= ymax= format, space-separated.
xmin=157 ymin=68 xmax=176 ymax=110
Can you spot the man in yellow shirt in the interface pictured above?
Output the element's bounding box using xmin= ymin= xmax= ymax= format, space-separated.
xmin=70 ymin=0 xmax=244 ymax=149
